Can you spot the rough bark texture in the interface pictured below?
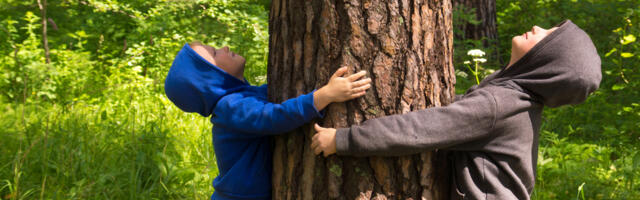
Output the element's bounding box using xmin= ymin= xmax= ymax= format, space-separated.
xmin=453 ymin=0 xmax=499 ymax=62
xmin=37 ymin=0 xmax=50 ymax=64
xmin=453 ymin=0 xmax=497 ymax=42
xmin=268 ymin=0 xmax=455 ymax=199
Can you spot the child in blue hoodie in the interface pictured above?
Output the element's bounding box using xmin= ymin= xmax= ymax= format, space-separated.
xmin=164 ymin=42 xmax=371 ymax=200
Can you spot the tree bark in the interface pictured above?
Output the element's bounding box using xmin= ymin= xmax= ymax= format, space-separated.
xmin=37 ymin=0 xmax=50 ymax=64
xmin=453 ymin=0 xmax=497 ymax=43
xmin=268 ymin=0 xmax=455 ymax=199
xmin=453 ymin=0 xmax=499 ymax=63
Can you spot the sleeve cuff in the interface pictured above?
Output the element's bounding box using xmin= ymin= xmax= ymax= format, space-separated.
xmin=335 ymin=128 xmax=351 ymax=155
xmin=307 ymin=90 xmax=326 ymax=118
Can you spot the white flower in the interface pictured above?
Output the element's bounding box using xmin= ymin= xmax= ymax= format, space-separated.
xmin=463 ymin=61 xmax=471 ymax=65
xmin=467 ymin=49 xmax=486 ymax=57
xmin=473 ymin=58 xmax=487 ymax=63
xmin=132 ymin=66 xmax=142 ymax=73
xmin=455 ymin=70 xmax=468 ymax=78
xmin=255 ymin=75 xmax=267 ymax=83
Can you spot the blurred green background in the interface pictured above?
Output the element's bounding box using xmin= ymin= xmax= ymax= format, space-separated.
xmin=0 ymin=0 xmax=638 ymax=199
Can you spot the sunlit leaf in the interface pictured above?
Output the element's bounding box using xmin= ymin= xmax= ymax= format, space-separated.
xmin=620 ymin=52 xmax=634 ymax=58
xmin=604 ymin=48 xmax=616 ymax=57
xmin=620 ymin=34 xmax=636 ymax=45
xmin=612 ymin=84 xmax=625 ymax=91
xmin=612 ymin=27 xmax=623 ymax=33
xmin=76 ymin=30 xmax=88 ymax=38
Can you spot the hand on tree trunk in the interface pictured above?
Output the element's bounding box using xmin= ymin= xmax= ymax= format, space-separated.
xmin=269 ymin=0 xmax=453 ymax=197
xmin=313 ymin=67 xmax=372 ymax=110
xmin=311 ymin=123 xmax=337 ymax=157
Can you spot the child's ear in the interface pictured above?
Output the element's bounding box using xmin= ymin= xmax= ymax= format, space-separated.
xmin=190 ymin=44 xmax=217 ymax=66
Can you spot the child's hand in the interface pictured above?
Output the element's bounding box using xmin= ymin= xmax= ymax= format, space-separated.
xmin=311 ymin=123 xmax=337 ymax=157
xmin=314 ymin=67 xmax=371 ymax=110
xmin=324 ymin=67 xmax=371 ymax=102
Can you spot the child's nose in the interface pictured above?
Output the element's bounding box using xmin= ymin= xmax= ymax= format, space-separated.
xmin=532 ymin=26 xmax=542 ymax=34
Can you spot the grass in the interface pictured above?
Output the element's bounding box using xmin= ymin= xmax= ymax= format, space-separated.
xmin=0 ymin=93 xmax=217 ymax=199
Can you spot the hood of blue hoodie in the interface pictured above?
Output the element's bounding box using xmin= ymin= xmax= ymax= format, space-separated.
xmin=164 ymin=43 xmax=249 ymax=117
xmin=488 ymin=20 xmax=602 ymax=108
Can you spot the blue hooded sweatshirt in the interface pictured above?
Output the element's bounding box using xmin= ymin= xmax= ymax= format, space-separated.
xmin=164 ymin=44 xmax=324 ymax=200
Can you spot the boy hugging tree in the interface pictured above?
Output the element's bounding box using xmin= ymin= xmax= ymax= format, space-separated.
xmin=164 ymin=42 xmax=371 ymax=200
xmin=313 ymin=20 xmax=602 ymax=200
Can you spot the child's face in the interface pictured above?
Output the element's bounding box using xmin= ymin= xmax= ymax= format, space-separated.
xmin=190 ymin=43 xmax=246 ymax=80
xmin=509 ymin=26 xmax=558 ymax=67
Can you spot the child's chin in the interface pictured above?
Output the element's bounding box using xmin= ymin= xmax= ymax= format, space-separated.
xmin=512 ymin=36 xmax=522 ymax=43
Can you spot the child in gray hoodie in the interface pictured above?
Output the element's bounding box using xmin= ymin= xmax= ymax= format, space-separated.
xmin=311 ymin=20 xmax=601 ymax=199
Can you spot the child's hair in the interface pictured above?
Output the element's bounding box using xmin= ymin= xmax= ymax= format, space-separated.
xmin=189 ymin=41 xmax=205 ymax=47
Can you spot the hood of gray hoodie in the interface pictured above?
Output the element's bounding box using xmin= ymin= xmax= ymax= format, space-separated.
xmin=488 ymin=20 xmax=602 ymax=107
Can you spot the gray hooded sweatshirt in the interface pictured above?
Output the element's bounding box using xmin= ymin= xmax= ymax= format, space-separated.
xmin=335 ymin=20 xmax=601 ymax=199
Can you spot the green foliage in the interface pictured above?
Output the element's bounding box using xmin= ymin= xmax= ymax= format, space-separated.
xmin=0 ymin=0 xmax=268 ymax=199
xmin=452 ymin=4 xmax=503 ymax=94
xmin=453 ymin=5 xmax=494 ymax=94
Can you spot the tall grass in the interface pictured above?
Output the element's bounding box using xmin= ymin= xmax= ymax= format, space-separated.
xmin=0 ymin=93 xmax=217 ymax=199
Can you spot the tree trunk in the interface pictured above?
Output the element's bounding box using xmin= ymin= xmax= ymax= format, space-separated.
xmin=37 ymin=0 xmax=50 ymax=64
xmin=453 ymin=0 xmax=497 ymax=42
xmin=268 ymin=0 xmax=455 ymax=199
xmin=453 ymin=0 xmax=499 ymax=63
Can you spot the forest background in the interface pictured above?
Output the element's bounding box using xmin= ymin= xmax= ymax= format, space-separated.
xmin=0 ymin=0 xmax=638 ymax=199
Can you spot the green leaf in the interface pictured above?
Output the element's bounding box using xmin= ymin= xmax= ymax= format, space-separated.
xmin=577 ymin=182 xmax=586 ymax=200
xmin=620 ymin=34 xmax=636 ymax=45
xmin=633 ymin=153 xmax=640 ymax=169
xmin=621 ymin=52 xmax=634 ymax=58
xmin=612 ymin=84 xmax=625 ymax=91
xmin=604 ymin=70 xmax=612 ymax=75
xmin=604 ymin=48 xmax=616 ymax=57
xmin=76 ymin=30 xmax=88 ymax=38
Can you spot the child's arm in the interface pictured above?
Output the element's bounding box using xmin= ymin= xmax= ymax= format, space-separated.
xmin=212 ymin=67 xmax=371 ymax=135
xmin=311 ymin=89 xmax=497 ymax=157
